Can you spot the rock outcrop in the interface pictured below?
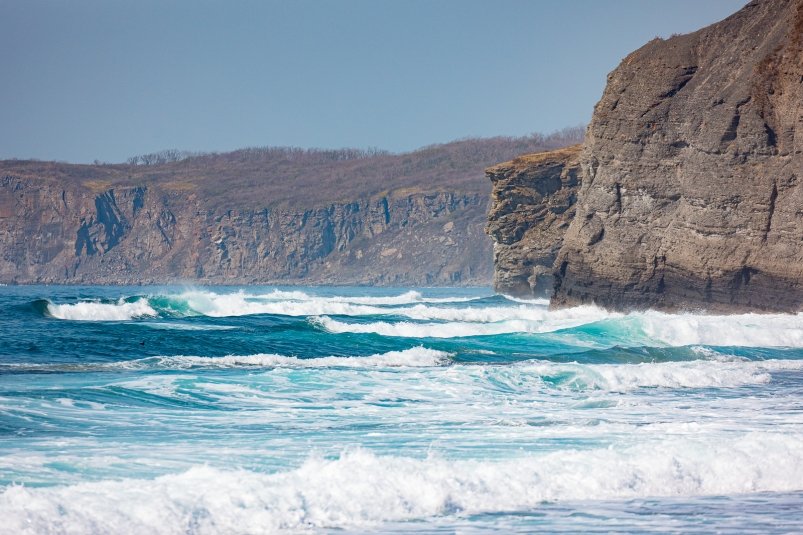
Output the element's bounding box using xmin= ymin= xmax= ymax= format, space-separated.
xmin=0 ymin=133 xmax=582 ymax=285
xmin=489 ymin=0 xmax=803 ymax=312
xmin=486 ymin=145 xmax=581 ymax=297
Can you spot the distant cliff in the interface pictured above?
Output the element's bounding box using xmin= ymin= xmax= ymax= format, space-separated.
xmin=489 ymin=0 xmax=803 ymax=312
xmin=0 ymin=132 xmax=582 ymax=285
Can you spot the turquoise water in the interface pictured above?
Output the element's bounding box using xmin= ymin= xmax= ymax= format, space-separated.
xmin=1 ymin=285 xmax=802 ymax=533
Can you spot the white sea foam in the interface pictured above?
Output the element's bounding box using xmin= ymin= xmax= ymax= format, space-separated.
xmin=310 ymin=316 xmax=612 ymax=338
xmin=313 ymin=305 xmax=803 ymax=348
xmin=396 ymin=303 xmax=610 ymax=323
xmin=170 ymin=289 xmax=478 ymax=313
xmin=3 ymin=433 xmax=802 ymax=533
xmin=634 ymin=312 xmax=803 ymax=347
xmin=147 ymin=347 xmax=451 ymax=369
xmin=43 ymin=289 xmax=803 ymax=350
xmin=46 ymin=299 xmax=157 ymax=321
xmin=105 ymin=347 xmax=449 ymax=371
xmin=518 ymin=358 xmax=803 ymax=391
xmin=312 ymin=316 xmax=532 ymax=338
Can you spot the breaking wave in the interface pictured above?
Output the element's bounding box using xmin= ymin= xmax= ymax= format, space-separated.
xmin=516 ymin=358 xmax=803 ymax=391
xmin=0 ymin=347 xmax=452 ymax=373
xmin=3 ymin=433 xmax=802 ymax=532
xmin=315 ymin=311 xmax=803 ymax=348
xmin=38 ymin=290 xmax=803 ymax=349
xmin=46 ymin=299 xmax=157 ymax=321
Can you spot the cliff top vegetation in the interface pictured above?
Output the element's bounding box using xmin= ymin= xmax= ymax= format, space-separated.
xmin=0 ymin=128 xmax=584 ymax=209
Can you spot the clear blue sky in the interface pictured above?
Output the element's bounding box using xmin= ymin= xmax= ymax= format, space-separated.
xmin=0 ymin=0 xmax=745 ymax=163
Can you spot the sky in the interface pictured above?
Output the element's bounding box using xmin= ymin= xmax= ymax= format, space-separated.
xmin=0 ymin=0 xmax=746 ymax=163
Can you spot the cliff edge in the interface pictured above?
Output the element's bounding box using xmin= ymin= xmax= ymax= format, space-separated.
xmin=489 ymin=0 xmax=803 ymax=312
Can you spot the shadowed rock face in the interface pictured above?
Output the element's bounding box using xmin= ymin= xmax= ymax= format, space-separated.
xmin=547 ymin=0 xmax=802 ymax=312
xmin=486 ymin=146 xmax=581 ymax=297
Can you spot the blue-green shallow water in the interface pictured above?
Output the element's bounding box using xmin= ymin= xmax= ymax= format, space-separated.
xmin=1 ymin=285 xmax=802 ymax=533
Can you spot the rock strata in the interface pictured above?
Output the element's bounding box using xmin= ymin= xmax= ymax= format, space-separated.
xmin=486 ymin=145 xmax=581 ymax=297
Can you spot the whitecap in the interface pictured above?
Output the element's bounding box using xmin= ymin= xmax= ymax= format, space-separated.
xmin=3 ymin=434 xmax=802 ymax=532
xmin=517 ymin=358 xmax=803 ymax=391
xmin=123 ymin=347 xmax=452 ymax=370
xmin=46 ymin=299 xmax=157 ymax=321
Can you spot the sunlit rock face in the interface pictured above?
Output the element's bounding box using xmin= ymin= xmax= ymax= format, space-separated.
xmin=551 ymin=0 xmax=803 ymax=312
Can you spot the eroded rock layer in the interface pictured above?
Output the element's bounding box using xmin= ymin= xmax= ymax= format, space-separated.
xmin=486 ymin=145 xmax=581 ymax=297
xmin=552 ymin=0 xmax=803 ymax=312
xmin=0 ymin=176 xmax=487 ymax=285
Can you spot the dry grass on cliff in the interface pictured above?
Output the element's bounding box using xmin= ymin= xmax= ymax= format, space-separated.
xmin=0 ymin=128 xmax=585 ymax=209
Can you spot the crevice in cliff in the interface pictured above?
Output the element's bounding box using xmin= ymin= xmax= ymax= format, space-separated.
xmin=639 ymin=66 xmax=699 ymax=119
xmin=720 ymin=100 xmax=745 ymax=144
xmin=764 ymin=181 xmax=778 ymax=241
xmin=659 ymin=66 xmax=698 ymax=99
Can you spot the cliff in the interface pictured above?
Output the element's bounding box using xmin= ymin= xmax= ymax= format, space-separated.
xmin=489 ymin=0 xmax=803 ymax=312
xmin=0 ymin=133 xmax=582 ymax=285
xmin=486 ymin=145 xmax=581 ymax=297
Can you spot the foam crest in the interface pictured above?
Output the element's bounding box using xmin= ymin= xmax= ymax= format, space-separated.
xmin=151 ymin=347 xmax=451 ymax=369
xmin=312 ymin=307 xmax=611 ymax=338
xmin=312 ymin=316 xmax=537 ymax=338
xmin=397 ymin=303 xmax=610 ymax=323
xmin=178 ymin=290 xmax=388 ymax=317
xmin=3 ymin=434 xmax=802 ymax=532
xmin=46 ymin=299 xmax=157 ymax=321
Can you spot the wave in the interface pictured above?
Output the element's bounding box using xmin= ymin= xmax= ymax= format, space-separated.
xmin=37 ymin=288 xmax=803 ymax=350
xmin=0 ymin=347 xmax=452 ymax=373
xmin=315 ymin=310 xmax=803 ymax=348
xmin=6 ymin=353 xmax=798 ymax=392
xmin=312 ymin=316 xmax=538 ymax=338
xmin=3 ymin=433 xmax=802 ymax=532
xmin=46 ymin=299 xmax=157 ymax=321
xmin=630 ymin=312 xmax=803 ymax=347
xmin=516 ymin=358 xmax=803 ymax=391
xmin=147 ymin=347 xmax=451 ymax=369
xmin=39 ymin=290 xmax=499 ymax=322
xmin=311 ymin=303 xmax=616 ymax=339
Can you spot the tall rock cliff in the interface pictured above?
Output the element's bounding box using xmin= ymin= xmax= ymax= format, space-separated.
xmin=489 ymin=0 xmax=802 ymax=312
xmin=0 ymin=133 xmax=582 ymax=285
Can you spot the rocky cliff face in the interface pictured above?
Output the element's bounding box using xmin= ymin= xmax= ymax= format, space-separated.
xmin=486 ymin=145 xmax=581 ymax=297
xmin=0 ymin=175 xmax=490 ymax=285
xmin=490 ymin=0 xmax=803 ymax=312
xmin=0 ymin=133 xmax=583 ymax=285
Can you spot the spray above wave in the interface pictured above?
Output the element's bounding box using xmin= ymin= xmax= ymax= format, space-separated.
xmin=3 ymin=433 xmax=802 ymax=532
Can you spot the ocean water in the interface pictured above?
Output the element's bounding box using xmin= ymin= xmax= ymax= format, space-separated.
xmin=1 ymin=285 xmax=803 ymax=534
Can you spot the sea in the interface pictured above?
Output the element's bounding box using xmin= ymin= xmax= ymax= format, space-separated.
xmin=1 ymin=285 xmax=802 ymax=534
